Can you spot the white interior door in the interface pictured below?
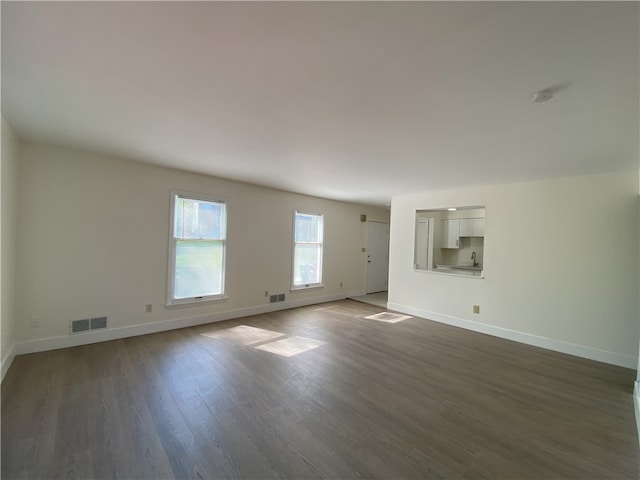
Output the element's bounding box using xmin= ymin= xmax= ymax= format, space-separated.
xmin=366 ymin=221 xmax=390 ymax=294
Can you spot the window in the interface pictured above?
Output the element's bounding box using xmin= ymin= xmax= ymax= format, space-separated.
xmin=168 ymin=192 xmax=226 ymax=304
xmin=292 ymin=211 xmax=323 ymax=289
xmin=414 ymin=206 xmax=485 ymax=278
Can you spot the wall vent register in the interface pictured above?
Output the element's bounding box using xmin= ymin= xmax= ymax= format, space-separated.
xmin=270 ymin=293 xmax=286 ymax=303
xmin=70 ymin=316 xmax=108 ymax=334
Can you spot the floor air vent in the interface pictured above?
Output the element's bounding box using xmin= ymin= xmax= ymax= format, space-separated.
xmin=269 ymin=293 xmax=286 ymax=303
xmin=71 ymin=316 xmax=108 ymax=334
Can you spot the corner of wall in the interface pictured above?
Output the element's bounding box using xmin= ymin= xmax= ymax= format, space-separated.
xmin=634 ymin=380 xmax=640 ymax=447
xmin=637 ymin=174 xmax=640 ymax=382
xmin=1 ymin=345 xmax=15 ymax=382
xmin=1 ymin=116 xmax=19 ymax=382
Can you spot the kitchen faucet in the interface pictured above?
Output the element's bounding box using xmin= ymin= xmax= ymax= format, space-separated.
xmin=471 ymin=251 xmax=478 ymax=267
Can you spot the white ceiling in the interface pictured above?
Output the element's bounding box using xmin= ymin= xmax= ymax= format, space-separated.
xmin=2 ymin=2 xmax=638 ymax=206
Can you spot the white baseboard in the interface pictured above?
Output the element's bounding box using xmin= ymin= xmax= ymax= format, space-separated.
xmin=387 ymin=302 xmax=637 ymax=369
xmin=634 ymin=381 xmax=640 ymax=447
xmin=13 ymin=291 xmax=361 ymax=357
xmin=1 ymin=344 xmax=15 ymax=382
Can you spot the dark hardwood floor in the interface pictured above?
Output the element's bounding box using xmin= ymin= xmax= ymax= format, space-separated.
xmin=2 ymin=300 xmax=638 ymax=479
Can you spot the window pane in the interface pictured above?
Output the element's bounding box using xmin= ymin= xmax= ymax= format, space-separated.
xmin=175 ymin=197 xmax=225 ymax=240
xmin=174 ymin=240 xmax=224 ymax=299
xmin=295 ymin=213 xmax=321 ymax=242
xmin=293 ymin=244 xmax=321 ymax=285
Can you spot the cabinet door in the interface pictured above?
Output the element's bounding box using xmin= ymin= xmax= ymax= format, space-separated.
xmin=471 ymin=218 xmax=485 ymax=237
xmin=459 ymin=219 xmax=472 ymax=236
xmin=443 ymin=219 xmax=460 ymax=248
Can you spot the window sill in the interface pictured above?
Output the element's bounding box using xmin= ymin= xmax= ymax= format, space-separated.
xmin=165 ymin=296 xmax=229 ymax=308
xmin=290 ymin=284 xmax=324 ymax=292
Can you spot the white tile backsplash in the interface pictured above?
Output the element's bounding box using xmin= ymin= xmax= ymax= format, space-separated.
xmin=442 ymin=237 xmax=484 ymax=267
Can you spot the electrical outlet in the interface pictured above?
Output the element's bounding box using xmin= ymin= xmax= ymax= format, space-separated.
xmin=473 ymin=305 xmax=480 ymax=314
xmin=145 ymin=304 xmax=152 ymax=313
xmin=265 ymin=290 xmax=269 ymax=297
xmin=339 ymin=281 xmax=343 ymax=287
xmin=30 ymin=316 xmax=40 ymax=328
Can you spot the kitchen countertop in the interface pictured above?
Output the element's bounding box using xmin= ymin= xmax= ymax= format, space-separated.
xmin=436 ymin=264 xmax=482 ymax=271
xmin=433 ymin=264 xmax=483 ymax=277
xmin=415 ymin=265 xmax=484 ymax=278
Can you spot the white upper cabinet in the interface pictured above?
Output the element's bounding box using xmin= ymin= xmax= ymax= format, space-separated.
xmin=459 ymin=218 xmax=485 ymax=237
xmin=471 ymin=218 xmax=485 ymax=237
xmin=459 ymin=219 xmax=472 ymax=236
xmin=442 ymin=219 xmax=460 ymax=248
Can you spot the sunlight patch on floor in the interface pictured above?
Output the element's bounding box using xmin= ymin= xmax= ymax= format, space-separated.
xmin=201 ymin=325 xmax=285 ymax=345
xmin=364 ymin=312 xmax=412 ymax=323
xmin=254 ymin=336 xmax=325 ymax=357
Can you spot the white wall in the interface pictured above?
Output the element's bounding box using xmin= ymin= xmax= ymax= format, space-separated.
xmin=15 ymin=142 xmax=389 ymax=352
xmin=637 ymin=168 xmax=640 ymax=377
xmin=389 ymin=170 xmax=639 ymax=368
xmin=1 ymin=118 xmax=19 ymax=379
xmin=635 ymin=169 xmax=640 ymax=441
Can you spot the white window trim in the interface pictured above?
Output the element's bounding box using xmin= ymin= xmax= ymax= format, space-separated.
xmin=291 ymin=210 xmax=324 ymax=291
xmin=167 ymin=190 xmax=228 ymax=306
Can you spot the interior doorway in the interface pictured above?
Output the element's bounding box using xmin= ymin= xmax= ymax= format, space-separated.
xmin=365 ymin=221 xmax=390 ymax=294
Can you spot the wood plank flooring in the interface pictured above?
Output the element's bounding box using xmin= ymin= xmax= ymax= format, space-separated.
xmin=2 ymin=300 xmax=638 ymax=479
